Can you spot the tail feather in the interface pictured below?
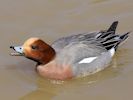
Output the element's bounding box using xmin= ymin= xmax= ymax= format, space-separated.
xmin=100 ymin=35 xmax=119 ymax=43
xmin=96 ymin=21 xmax=119 ymax=39
xmin=102 ymin=40 xmax=121 ymax=50
xmin=107 ymin=21 xmax=118 ymax=33
xmin=120 ymin=32 xmax=130 ymax=42
xmin=96 ymin=21 xmax=130 ymax=51
xmin=104 ymin=41 xmax=120 ymax=50
xmin=114 ymin=32 xmax=130 ymax=50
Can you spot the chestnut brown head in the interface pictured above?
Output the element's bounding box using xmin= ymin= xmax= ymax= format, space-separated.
xmin=10 ymin=37 xmax=55 ymax=64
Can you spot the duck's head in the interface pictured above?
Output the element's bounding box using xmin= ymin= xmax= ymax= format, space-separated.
xmin=10 ymin=37 xmax=55 ymax=64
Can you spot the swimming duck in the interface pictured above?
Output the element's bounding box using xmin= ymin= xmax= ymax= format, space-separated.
xmin=10 ymin=21 xmax=130 ymax=80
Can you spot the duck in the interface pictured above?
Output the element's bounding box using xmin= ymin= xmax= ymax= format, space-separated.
xmin=10 ymin=21 xmax=130 ymax=80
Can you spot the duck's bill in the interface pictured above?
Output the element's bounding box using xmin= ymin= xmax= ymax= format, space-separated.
xmin=10 ymin=46 xmax=24 ymax=56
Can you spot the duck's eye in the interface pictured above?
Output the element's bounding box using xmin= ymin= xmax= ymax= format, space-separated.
xmin=31 ymin=45 xmax=39 ymax=50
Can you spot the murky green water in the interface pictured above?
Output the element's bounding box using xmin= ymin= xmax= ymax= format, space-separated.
xmin=0 ymin=0 xmax=133 ymax=100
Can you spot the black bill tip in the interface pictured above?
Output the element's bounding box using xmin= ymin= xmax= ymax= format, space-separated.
xmin=10 ymin=46 xmax=14 ymax=49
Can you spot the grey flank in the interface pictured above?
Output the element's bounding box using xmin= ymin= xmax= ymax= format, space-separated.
xmin=52 ymin=21 xmax=130 ymax=77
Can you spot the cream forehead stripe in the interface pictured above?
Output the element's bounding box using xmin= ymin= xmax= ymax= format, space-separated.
xmin=23 ymin=38 xmax=40 ymax=45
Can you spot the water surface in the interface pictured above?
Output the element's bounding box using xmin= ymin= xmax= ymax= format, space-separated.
xmin=0 ymin=0 xmax=133 ymax=100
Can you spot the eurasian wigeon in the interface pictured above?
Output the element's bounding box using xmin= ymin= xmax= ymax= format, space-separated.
xmin=10 ymin=21 xmax=130 ymax=80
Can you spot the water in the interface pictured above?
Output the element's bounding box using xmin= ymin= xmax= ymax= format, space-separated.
xmin=0 ymin=0 xmax=133 ymax=100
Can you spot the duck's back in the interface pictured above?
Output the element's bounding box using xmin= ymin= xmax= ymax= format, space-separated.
xmin=52 ymin=32 xmax=99 ymax=53
xmin=55 ymin=41 xmax=107 ymax=63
